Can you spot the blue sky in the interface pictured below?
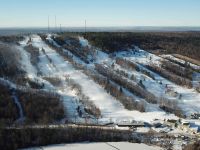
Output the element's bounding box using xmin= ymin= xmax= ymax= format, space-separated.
xmin=0 ymin=0 xmax=200 ymax=27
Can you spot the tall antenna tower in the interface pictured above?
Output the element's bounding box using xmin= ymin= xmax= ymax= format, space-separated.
xmin=55 ymin=15 xmax=57 ymax=32
xmin=48 ymin=16 xmax=50 ymax=33
xmin=85 ymin=20 xmax=87 ymax=34
xmin=60 ymin=24 xmax=62 ymax=33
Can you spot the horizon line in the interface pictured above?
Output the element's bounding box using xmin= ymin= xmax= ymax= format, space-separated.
xmin=0 ymin=25 xmax=200 ymax=29
xmin=0 ymin=25 xmax=200 ymax=30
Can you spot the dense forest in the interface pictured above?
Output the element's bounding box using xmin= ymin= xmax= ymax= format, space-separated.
xmin=184 ymin=141 xmax=200 ymax=150
xmin=0 ymin=36 xmax=23 ymax=44
xmin=0 ymin=32 xmax=200 ymax=149
xmin=80 ymin=32 xmax=200 ymax=60
xmin=0 ymin=127 xmax=132 ymax=150
xmin=0 ymin=36 xmax=65 ymax=125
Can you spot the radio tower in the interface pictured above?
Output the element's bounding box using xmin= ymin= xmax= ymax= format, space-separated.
xmin=85 ymin=20 xmax=87 ymax=35
xmin=55 ymin=15 xmax=57 ymax=32
xmin=60 ymin=24 xmax=62 ymax=33
xmin=48 ymin=16 xmax=50 ymax=33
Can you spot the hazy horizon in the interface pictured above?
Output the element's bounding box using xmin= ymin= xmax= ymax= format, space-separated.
xmin=1 ymin=26 xmax=200 ymax=36
xmin=0 ymin=0 xmax=200 ymax=27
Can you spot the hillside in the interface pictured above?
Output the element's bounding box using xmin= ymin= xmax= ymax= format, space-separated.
xmin=83 ymin=32 xmax=200 ymax=60
xmin=0 ymin=32 xmax=200 ymax=149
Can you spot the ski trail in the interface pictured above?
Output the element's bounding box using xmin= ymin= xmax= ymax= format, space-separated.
xmin=18 ymin=36 xmax=80 ymax=121
xmin=30 ymin=34 xmax=178 ymax=123
xmin=118 ymin=50 xmax=200 ymax=115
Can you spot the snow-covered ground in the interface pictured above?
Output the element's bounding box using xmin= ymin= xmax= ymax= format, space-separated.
xmin=160 ymin=54 xmax=200 ymax=71
xmin=115 ymin=49 xmax=200 ymax=116
xmin=1 ymin=34 xmax=200 ymax=150
xmin=21 ymin=142 xmax=162 ymax=150
xmin=22 ymin=35 xmax=178 ymax=123
xmin=79 ymin=36 xmax=90 ymax=48
xmin=116 ymin=48 xmax=162 ymax=66
xmin=14 ymin=34 xmax=200 ymax=125
xmin=160 ymin=54 xmax=200 ymax=88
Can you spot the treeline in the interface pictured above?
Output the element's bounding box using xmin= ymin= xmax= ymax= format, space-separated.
xmin=184 ymin=141 xmax=200 ymax=150
xmin=83 ymin=32 xmax=200 ymax=60
xmin=95 ymin=64 xmax=157 ymax=104
xmin=173 ymin=54 xmax=200 ymax=67
xmin=83 ymin=69 xmax=145 ymax=112
xmin=48 ymin=35 xmax=95 ymax=64
xmin=114 ymin=58 xmax=185 ymax=117
xmin=0 ymin=35 xmax=23 ymax=44
xmin=47 ymin=38 xmax=88 ymax=71
xmin=65 ymin=77 xmax=101 ymax=118
xmin=0 ymin=127 xmax=132 ymax=150
xmin=0 ymin=84 xmax=18 ymax=126
xmin=17 ymin=90 xmax=65 ymax=124
xmin=161 ymin=60 xmax=193 ymax=80
xmin=163 ymin=56 xmax=200 ymax=73
xmin=44 ymin=38 xmax=84 ymax=70
xmin=146 ymin=64 xmax=193 ymax=88
xmin=0 ymin=41 xmax=41 ymax=87
xmin=41 ymin=48 xmax=58 ymax=70
xmin=24 ymin=44 xmax=40 ymax=69
xmin=159 ymin=97 xmax=185 ymax=118
xmin=0 ymin=43 xmax=29 ymax=87
xmin=116 ymin=58 xmax=155 ymax=80
xmin=0 ymin=43 xmax=25 ymax=79
xmin=43 ymin=77 xmax=62 ymax=87
xmin=0 ymin=77 xmax=66 ymax=125
xmin=116 ymin=58 xmax=140 ymax=71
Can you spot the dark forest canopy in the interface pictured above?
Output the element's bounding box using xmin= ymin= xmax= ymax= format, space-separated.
xmin=57 ymin=32 xmax=200 ymax=61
